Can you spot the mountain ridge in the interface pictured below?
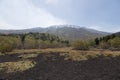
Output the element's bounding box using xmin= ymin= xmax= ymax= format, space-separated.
xmin=0 ymin=25 xmax=110 ymax=40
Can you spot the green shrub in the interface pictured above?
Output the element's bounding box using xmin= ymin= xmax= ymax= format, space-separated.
xmin=88 ymin=40 xmax=96 ymax=47
xmin=0 ymin=38 xmax=14 ymax=53
xmin=72 ymin=40 xmax=89 ymax=50
xmin=107 ymin=37 xmax=120 ymax=50
xmin=109 ymin=37 xmax=120 ymax=48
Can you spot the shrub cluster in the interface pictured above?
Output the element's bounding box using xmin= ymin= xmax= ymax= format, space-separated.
xmin=72 ymin=34 xmax=120 ymax=50
xmin=72 ymin=40 xmax=89 ymax=50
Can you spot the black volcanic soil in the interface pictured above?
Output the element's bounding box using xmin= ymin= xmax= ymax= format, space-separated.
xmin=0 ymin=52 xmax=120 ymax=80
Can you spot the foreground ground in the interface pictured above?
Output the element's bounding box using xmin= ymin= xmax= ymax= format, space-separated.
xmin=0 ymin=47 xmax=120 ymax=80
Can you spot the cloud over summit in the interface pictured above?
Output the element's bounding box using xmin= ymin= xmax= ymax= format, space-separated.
xmin=0 ymin=0 xmax=66 ymax=29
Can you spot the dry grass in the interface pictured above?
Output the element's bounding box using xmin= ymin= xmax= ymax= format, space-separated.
xmin=0 ymin=60 xmax=35 ymax=73
xmin=9 ymin=47 xmax=71 ymax=54
xmin=0 ymin=47 xmax=120 ymax=73
xmin=10 ymin=47 xmax=120 ymax=54
xmin=9 ymin=47 xmax=120 ymax=61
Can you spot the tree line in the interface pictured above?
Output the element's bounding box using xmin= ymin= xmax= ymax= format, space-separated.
xmin=0 ymin=32 xmax=119 ymax=53
xmin=0 ymin=33 xmax=69 ymax=53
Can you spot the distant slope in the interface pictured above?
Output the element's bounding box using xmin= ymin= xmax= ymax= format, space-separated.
xmin=0 ymin=25 xmax=110 ymax=40
xmin=113 ymin=32 xmax=120 ymax=37
xmin=105 ymin=32 xmax=120 ymax=38
xmin=97 ymin=31 xmax=120 ymax=44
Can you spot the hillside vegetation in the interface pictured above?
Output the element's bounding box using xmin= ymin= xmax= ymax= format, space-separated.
xmin=94 ymin=32 xmax=120 ymax=50
xmin=72 ymin=32 xmax=120 ymax=50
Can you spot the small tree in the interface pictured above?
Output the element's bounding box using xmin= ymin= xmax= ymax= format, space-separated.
xmin=24 ymin=36 xmax=36 ymax=49
xmin=95 ymin=38 xmax=100 ymax=45
xmin=20 ymin=34 xmax=27 ymax=49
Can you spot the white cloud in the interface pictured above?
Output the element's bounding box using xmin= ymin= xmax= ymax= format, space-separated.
xmin=88 ymin=25 xmax=102 ymax=30
xmin=45 ymin=0 xmax=60 ymax=5
xmin=0 ymin=20 xmax=15 ymax=29
xmin=0 ymin=0 xmax=66 ymax=29
xmin=88 ymin=25 xmax=120 ymax=32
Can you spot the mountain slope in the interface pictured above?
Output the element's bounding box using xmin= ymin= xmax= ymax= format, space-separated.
xmin=0 ymin=25 xmax=110 ymax=40
xmin=45 ymin=26 xmax=110 ymax=40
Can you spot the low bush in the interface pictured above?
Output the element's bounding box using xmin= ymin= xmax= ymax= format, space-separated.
xmin=99 ymin=42 xmax=110 ymax=49
xmin=72 ymin=40 xmax=89 ymax=50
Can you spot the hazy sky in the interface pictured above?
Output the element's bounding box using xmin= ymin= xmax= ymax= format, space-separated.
xmin=0 ymin=0 xmax=120 ymax=32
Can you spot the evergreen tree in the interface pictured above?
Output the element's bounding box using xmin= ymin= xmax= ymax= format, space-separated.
xmin=95 ymin=38 xmax=99 ymax=45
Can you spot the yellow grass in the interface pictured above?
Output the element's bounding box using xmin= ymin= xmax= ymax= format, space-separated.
xmin=10 ymin=47 xmax=120 ymax=55
xmin=0 ymin=60 xmax=35 ymax=73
